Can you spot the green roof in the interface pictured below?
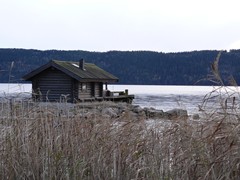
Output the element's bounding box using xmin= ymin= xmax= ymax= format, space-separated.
xmin=23 ymin=60 xmax=119 ymax=82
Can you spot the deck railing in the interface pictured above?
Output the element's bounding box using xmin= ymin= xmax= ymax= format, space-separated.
xmin=104 ymin=89 xmax=129 ymax=97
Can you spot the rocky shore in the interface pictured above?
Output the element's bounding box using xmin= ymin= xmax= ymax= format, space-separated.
xmin=66 ymin=101 xmax=190 ymax=121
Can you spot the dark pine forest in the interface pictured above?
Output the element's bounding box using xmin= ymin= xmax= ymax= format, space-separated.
xmin=1 ymin=48 xmax=240 ymax=85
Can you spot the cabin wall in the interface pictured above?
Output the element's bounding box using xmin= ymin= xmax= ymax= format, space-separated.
xmin=73 ymin=80 xmax=79 ymax=102
xmin=32 ymin=68 xmax=73 ymax=102
xmin=94 ymin=82 xmax=103 ymax=97
xmin=30 ymin=67 xmax=105 ymax=102
xmin=78 ymin=82 xmax=92 ymax=99
xmin=77 ymin=82 xmax=103 ymax=100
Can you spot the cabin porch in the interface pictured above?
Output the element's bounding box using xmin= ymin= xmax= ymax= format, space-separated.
xmin=77 ymin=89 xmax=134 ymax=103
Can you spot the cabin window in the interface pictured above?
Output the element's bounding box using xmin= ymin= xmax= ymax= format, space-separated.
xmin=81 ymin=83 xmax=87 ymax=92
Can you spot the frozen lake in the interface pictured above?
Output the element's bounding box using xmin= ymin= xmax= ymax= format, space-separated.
xmin=0 ymin=83 xmax=238 ymax=114
xmin=108 ymin=85 xmax=216 ymax=114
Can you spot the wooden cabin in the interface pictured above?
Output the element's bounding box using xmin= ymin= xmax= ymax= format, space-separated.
xmin=22 ymin=60 xmax=134 ymax=103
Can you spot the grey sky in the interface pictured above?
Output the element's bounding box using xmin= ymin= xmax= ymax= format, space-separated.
xmin=1 ymin=0 xmax=240 ymax=52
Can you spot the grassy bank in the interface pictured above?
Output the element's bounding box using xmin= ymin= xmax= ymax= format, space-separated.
xmin=0 ymin=97 xmax=239 ymax=180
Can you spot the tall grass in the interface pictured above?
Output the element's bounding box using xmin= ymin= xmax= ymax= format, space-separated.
xmin=0 ymin=98 xmax=240 ymax=179
xmin=0 ymin=52 xmax=240 ymax=179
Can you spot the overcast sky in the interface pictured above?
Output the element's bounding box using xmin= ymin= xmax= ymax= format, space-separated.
xmin=1 ymin=0 xmax=240 ymax=52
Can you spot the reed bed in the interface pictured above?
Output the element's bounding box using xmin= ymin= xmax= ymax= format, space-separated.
xmin=0 ymin=52 xmax=240 ymax=179
xmin=0 ymin=96 xmax=240 ymax=180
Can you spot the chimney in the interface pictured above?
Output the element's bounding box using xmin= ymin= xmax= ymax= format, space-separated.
xmin=79 ymin=59 xmax=85 ymax=70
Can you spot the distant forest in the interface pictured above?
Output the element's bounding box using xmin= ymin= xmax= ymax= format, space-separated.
xmin=1 ymin=48 xmax=240 ymax=85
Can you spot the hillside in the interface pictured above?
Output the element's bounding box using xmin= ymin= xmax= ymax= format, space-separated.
xmin=0 ymin=48 xmax=240 ymax=85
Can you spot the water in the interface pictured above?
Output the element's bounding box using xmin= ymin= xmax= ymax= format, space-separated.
xmin=0 ymin=83 xmax=32 ymax=95
xmin=107 ymin=85 xmax=240 ymax=114
xmin=0 ymin=83 xmax=237 ymax=114
xmin=108 ymin=85 xmax=215 ymax=114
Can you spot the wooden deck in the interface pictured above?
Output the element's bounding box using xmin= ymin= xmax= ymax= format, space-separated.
xmin=78 ymin=89 xmax=134 ymax=103
xmin=103 ymin=94 xmax=134 ymax=103
xmin=78 ymin=95 xmax=134 ymax=103
xmin=103 ymin=89 xmax=134 ymax=103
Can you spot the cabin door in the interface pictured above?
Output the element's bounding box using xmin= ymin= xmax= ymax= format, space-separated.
xmin=91 ymin=83 xmax=95 ymax=97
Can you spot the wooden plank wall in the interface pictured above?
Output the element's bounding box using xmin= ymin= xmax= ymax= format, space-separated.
xmin=78 ymin=82 xmax=92 ymax=99
xmin=31 ymin=67 xmax=105 ymax=102
xmin=73 ymin=80 xmax=79 ymax=102
xmin=77 ymin=82 xmax=103 ymax=99
xmin=33 ymin=68 xmax=73 ymax=102
xmin=94 ymin=82 xmax=103 ymax=97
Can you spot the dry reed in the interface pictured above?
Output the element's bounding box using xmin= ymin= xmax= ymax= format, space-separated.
xmin=0 ymin=52 xmax=240 ymax=179
xmin=0 ymin=97 xmax=239 ymax=180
